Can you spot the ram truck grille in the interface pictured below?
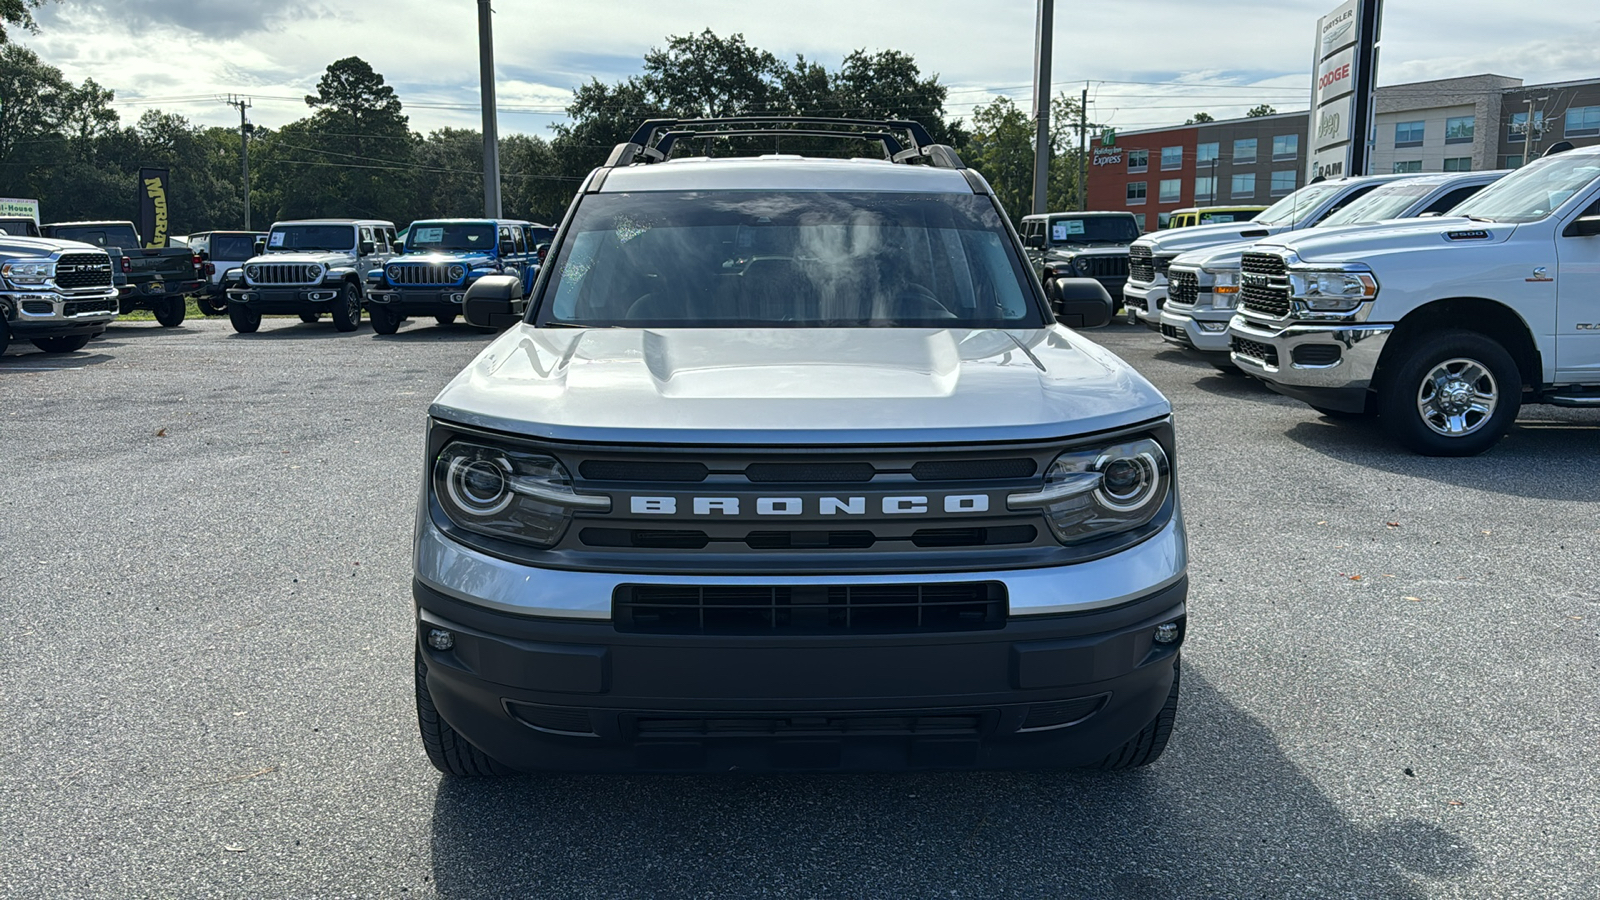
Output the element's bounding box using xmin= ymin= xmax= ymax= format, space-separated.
xmin=1129 ymin=245 xmax=1155 ymax=282
xmin=54 ymin=253 xmax=114 ymax=290
xmin=1240 ymin=252 xmax=1291 ymax=318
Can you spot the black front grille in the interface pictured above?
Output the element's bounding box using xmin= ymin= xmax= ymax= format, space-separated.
xmin=388 ymin=262 xmax=461 ymax=287
xmin=1078 ymin=255 xmax=1129 ymax=278
xmin=1232 ymin=336 xmax=1279 ymax=367
xmin=64 ymin=298 xmax=116 ymax=316
xmin=1240 ymin=252 xmax=1287 ymax=277
xmin=580 ymin=526 xmax=1036 ymax=551
xmin=745 ymin=462 xmax=875 ymax=483
xmin=613 ymin=583 xmax=1007 ymax=634
xmin=1168 ymin=270 xmax=1199 ymax=307
xmin=578 ymin=460 xmax=709 ymax=482
xmin=633 ymin=712 xmax=983 ymax=737
xmin=1020 ymin=696 xmax=1106 ymax=730
xmin=910 ymin=458 xmax=1036 ymax=481
xmin=20 ymin=300 xmax=51 ymax=314
xmin=1240 ymin=252 xmax=1291 ymax=318
xmin=249 ymin=263 xmax=320 ymax=285
xmin=1160 ymin=323 xmax=1190 ymax=345
xmin=55 ymin=253 xmax=114 ymax=289
xmin=1129 ymin=245 xmax=1154 ymax=282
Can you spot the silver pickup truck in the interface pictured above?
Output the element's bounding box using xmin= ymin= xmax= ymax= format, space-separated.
xmin=0 ymin=235 xmax=119 ymax=355
xmin=410 ymin=118 xmax=1188 ymax=776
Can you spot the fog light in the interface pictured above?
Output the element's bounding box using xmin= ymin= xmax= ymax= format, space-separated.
xmin=427 ymin=628 xmax=455 ymax=651
xmin=1153 ymin=622 xmax=1181 ymax=644
xmin=1198 ymin=321 xmax=1228 ymax=333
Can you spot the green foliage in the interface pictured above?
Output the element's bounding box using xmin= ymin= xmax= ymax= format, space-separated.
xmin=0 ymin=0 xmax=49 ymax=44
xmin=1246 ymin=104 xmax=1276 ymax=117
xmin=1186 ymin=111 xmax=1215 ymax=124
xmin=965 ymin=92 xmax=1087 ymax=224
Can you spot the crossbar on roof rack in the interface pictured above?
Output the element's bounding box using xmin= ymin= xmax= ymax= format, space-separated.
xmin=603 ymin=116 xmax=965 ymax=170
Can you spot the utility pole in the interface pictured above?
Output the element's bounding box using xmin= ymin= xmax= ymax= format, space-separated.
xmin=1029 ymin=0 xmax=1053 ymax=215
xmin=222 ymin=95 xmax=253 ymax=229
xmin=1078 ymin=86 xmax=1088 ymax=211
xmin=477 ymin=0 xmax=502 ymax=218
xmin=1522 ymin=95 xmax=1548 ymax=166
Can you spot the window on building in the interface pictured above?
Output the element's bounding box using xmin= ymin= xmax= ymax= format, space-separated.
xmin=1393 ymin=160 xmax=1422 ymax=174
xmin=1271 ymin=134 xmax=1299 ymax=160
xmin=1127 ymin=149 xmax=1148 ymax=173
xmin=1395 ymin=121 xmax=1425 ymax=147
xmin=1194 ymin=176 xmax=1216 ymax=202
xmin=1233 ymin=138 xmax=1257 ymax=163
xmin=1443 ymin=157 xmax=1472 ymax=172
xmin=1161 ymin=146 xmax=1183 ymax=170
xmin=1509 ymin=111 xmax=1545 ymax=141
xmin=1127 ymin=181 xmax=1147 ymax=205
xmin=1133 ymin=213 xmax=1146 ymax=232
xmin=1159 ymin=179 xmax=1182 ymax=203
xmin=1445 ymin=116 xmax=1475 ymax=144
xmin=1231 ymin=173 xmax=1256 ymax=198
xmin=1270 ymin=170 xmax=1297 ymax=196
xmin=1197 ymin=142 xmax=1219 ymax=164
xmin=1503 ymin=154 xmax=1524 ymax=169
xmin=1565 ymin=105 xmax=1600 ymax=137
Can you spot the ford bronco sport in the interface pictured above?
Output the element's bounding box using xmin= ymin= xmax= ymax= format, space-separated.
xmin=413 ymin=118 xmax=1188 ymax=775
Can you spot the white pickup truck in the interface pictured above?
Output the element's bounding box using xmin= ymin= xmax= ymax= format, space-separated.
xmin=1228 ymin=145 xmax=1600 ymax=456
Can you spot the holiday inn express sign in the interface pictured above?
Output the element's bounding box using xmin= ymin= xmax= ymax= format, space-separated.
xmin=1307 ymin=0 xmax=1383 ymax=181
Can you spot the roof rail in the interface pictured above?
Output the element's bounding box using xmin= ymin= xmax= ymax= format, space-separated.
xmin=603 ymin=116 xmax=966 ymax=170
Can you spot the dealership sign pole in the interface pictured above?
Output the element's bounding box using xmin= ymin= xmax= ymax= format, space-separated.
xmin=1306 ymin=0 xmax=1383 ymax=181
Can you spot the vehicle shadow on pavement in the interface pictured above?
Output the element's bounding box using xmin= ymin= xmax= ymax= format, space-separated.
xmin=1284 ymin=417 xmax=1600 ymax=502
xmin=0 ymin=350 xmax=115 ymax=369
xmin=220 ymin=324 xmax=373 ymax=340
xmin=1186 ymin=370 xmax=1285 ymax=402
xmin=426 ymin=668 xmax=1476 ymax=898
xmin=1149 ymin=348 xmax=1211 ymax=372
xmin=370 ymin=325 xmax=498 ymax=343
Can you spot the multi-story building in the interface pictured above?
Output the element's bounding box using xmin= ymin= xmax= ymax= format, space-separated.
xmin=1085 ymin=73 xmax=1600 ymax=228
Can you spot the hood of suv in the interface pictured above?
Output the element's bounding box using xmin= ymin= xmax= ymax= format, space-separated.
xmin=432 ymin=326 xmax=1171 ymax=444
xmin=248 ymin=250 xmax=355 ymax=267
xmin=1254 ymin=216 xmax=1517 ymax=262
xmin=1138 ymin=221 xmax=1279 ymax=256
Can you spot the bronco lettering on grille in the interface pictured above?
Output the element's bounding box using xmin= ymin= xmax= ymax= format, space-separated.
xmin=629 ymin=495 xmax=993 ymax=516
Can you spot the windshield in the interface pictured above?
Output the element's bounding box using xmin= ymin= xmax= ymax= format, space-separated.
xmin=52 ymin=224 xmax=140 ymax=248
xmin=405 ymin=221 xmax=496 ymax=253
xmin=209 ymin=234 xmax=258 ymax=260
xmin=1318 ymin=181 xmax=1437 ymax=227
xmin=536 ymin=191 xmax=1047 ymax=329
xmin=1255 ymin=184 xmax=1345 ymax=227
xmin=1050 ymin=215 xmax=1139 ymax=244
xmin=1450 ymin=153 xmax=1600 ymax=223
xmin=528 ymin=226 xmax=556 ymax=246
xmin=267 ymin=225 xmax=354 ymax=252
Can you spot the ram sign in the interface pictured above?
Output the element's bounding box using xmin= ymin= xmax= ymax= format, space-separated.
xmin=1307 ymin=0 xmax=1383 ymax=181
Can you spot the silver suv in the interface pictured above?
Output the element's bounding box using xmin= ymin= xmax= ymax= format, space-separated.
xmin=412 ymin=118 xmax=1188 ymax=775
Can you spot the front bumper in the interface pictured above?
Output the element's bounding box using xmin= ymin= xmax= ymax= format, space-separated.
xmin=1123 ymin=280 xmax=1165 ymax=329
xmin=1159 ymin=305 xmax=1235 ymax=354
xmin=2 ymin=290 xmax=119 ymax=336
xmin=1228 ymin=315 xmax=1394 ymax=413
xmin=368 ymin=287 xmax=467 ymax=315
xmin=227 ymin=284 xmax=345 ymax=313
xmin=416 ymin=575 xmax=1186 ymax=773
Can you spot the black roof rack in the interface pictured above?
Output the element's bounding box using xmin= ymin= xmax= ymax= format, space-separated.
xmin=603 ymin=117 xmax=966 ymax=170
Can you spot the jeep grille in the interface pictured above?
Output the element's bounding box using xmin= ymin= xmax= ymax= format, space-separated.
xmin=1076 ymin=256 xmax=1129 ymax=279
xmin=249 ymin=263 xmax=320 ymax=285
xmin=388 ymin=262 xmax=461 ymax=287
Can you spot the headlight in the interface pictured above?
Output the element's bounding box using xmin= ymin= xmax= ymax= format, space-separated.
xmin=448 ymin=264 xmax=466 ymax=281
xmin=386 ymin=265 xmax=402 ymax=280
xmin=1007 ymin=438 xmax=1170 ymax=545
xmin=1288 ymin=269 xmax=1378 ymax=311
xmin=2 ymin=259 xmax=55 ymax=284
xmin=1205 ymin=269 xmax=1239 ymax=308
xmin=433 ymin=441 xmax=609 ymax=548
xmin=245 ymin=265 xmax=260 ymax=281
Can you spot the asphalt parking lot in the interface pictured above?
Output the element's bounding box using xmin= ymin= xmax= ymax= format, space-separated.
xmin=2 ymin=316 xmax=1597 ymax=899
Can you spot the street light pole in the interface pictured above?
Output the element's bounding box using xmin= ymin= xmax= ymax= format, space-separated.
xmin=477 ymin=0 xmax=502 ymax=218
xmin=1030 ymin=0 xmax=1053 ymax=215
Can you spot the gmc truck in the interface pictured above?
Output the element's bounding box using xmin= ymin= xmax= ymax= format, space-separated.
xmin=0 ymin=235 xmax=119 ymax=355
xmin=412 ymin=118 xmax=1188 ymax=776
xmin=40 ymin=221 xmax=201 ymax=327
xmin=1228 ymin=145 xmax=1600 ymax=455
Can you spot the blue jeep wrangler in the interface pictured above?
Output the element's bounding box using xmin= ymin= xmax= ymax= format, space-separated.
xmin=366 ymin=218 xmax=538 ymax=333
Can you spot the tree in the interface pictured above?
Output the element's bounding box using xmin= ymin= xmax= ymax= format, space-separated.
xmin=1246 ymin=104 xmax=1277 ymax=117
xmin=0 ymin=0 xmax=53 ymax=44
xmin=1186 ymin=112 xmax=1214 ymax=124
xmin=640 ymin=30 xmax=782 ymax=118
xmin=964 ymin=91 xmax=1087 ymax=223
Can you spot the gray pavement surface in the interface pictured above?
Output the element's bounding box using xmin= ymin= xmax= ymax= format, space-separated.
xmin=1 ymin=316 xmax=1596 ymax=899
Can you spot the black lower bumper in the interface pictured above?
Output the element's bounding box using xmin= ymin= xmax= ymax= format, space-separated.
xmin=414 ymin=576 xmax=1187 ymax=773
xmin=7 ymin=318 xmax=109 ymax=339
xmin=227 ymin=286 xmax=345 ymax=314
xmin=369 ymin=289 xmax=465 ymax=317
xmin=118 ymin=281 xmax=204 ymax=311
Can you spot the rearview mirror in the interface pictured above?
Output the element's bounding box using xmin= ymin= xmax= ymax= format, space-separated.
xmin=463 ymin=275 xmax=525 ymax=329
xmin=1047 ymin=277 xmax=1113 ymax=329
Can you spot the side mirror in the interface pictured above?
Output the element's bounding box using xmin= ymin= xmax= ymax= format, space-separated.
xmin=359 ymin=240 xmax=376 ymax=255
xmin=498 ymin=240 xmax=516 ymax=256
xmin=393 ymin=241 xmax=404 ymax=254
xmin=463 ymin=275 xmax=525 ymax=329
xmin=1024 ymin=233 xmax=1045 ymax=249
xmin=1567 ymin=215 xmax=1600 ymax=237
xmin=535 ymin=242 xmax=550 ymax=263
xmin=253 ymin=239 xmax=266 ymax=255
xmin=1047 ymin=277 xmax=1113 ymax=329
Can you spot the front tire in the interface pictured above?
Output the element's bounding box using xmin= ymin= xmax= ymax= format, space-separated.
xmin=31 ymin=334 xmax=92 ymax=353
xmin=415 ymin=648 xmax=513 ymax=777
xmin=298 ymin=312 xmax=321 ymax=324
xmin=0 ymin=319 xmax=10 ymax=356
xmin=369 ymin=304 xmax=403 ymax=335
xmin=435 ymin=313 xmax=457 ymax=327
xmin=1097 ymin=657 xmax=1180 ymax=770
xmin=1378 ymin=330 xmax=1520 ymax=457
xmin=330 ymin=282 xmax=362 ymax=332
xmin=228 ymin=303 xmax=261 ymax=334
xmin=153 ymin=297 xmax=186 ymax=327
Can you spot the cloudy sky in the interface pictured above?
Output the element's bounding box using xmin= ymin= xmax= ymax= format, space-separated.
xmin=22 ymin=0 xmax=1600 ymax=137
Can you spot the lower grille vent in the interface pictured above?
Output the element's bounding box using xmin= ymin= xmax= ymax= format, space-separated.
xmin=1019 ymin=696 xmax=1106 ymax=731
xmin=634 ymin=712 xmax=983 ymax=737
xmin=614 ymin=583 xmax=1007 ymax=634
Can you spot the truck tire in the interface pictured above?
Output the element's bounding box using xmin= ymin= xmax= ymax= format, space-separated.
xmin=298 ymin=313 xmax=321 ymax=324
xmin=228 ymin=304 xmax=261 ymax=334
xmin=435 ymin=313 xmax=457 ymax=327
xmin=415 ymin=649 xmax=513 ymax=777
xmin=153 ymin=297 xmax=186 ymax=327
xmin=369 ymin=304 xmax=403 ymax=335
xmin=0 ymin=319 xmax=9 ymax=356
xmin=197 ymin=296 xmax=228 ymax=317
xmin=1378 ymin=330 xmax=1520 ymax=457
xmin=1096 ymin=657 xmax=1179 ymax=770
xmin=330 ymin=282 xmax=362 ymax=332
xmin=31 ymin=334 xmax=92 ymax=353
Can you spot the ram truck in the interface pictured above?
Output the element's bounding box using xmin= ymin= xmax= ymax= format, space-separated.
xmin=411 ymin=118 xmax=1188 ymax=777
xmin=0 ymin=235 xmax=119 ymax=355
xmin=1228 ymin=145 xmax=1600 ymax=455
xmin=40 ymin=221 xmax=200 ymax=327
